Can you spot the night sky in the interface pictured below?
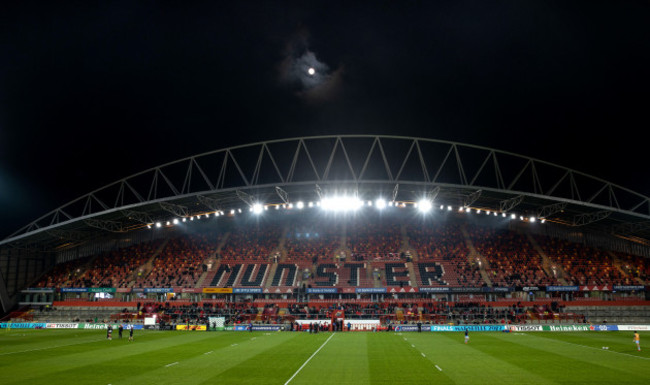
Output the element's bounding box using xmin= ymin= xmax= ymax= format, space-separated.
xmin=1 ymin=1 xmax=649 ymax=238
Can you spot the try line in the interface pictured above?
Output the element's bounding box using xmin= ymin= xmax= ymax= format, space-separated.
xmin=284 ymin=333 xmax=335 ymax=385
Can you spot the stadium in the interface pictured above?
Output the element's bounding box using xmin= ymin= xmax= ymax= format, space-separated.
xmin=1 ymin=135 xmax=648 ymax=384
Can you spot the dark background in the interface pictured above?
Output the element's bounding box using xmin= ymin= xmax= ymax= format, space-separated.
xmin=1 ymin=1 xmax=648 ymax=238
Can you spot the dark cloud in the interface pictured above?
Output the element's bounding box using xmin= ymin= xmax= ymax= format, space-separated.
xmin=278 ymin=27 xmax=344 ymax=101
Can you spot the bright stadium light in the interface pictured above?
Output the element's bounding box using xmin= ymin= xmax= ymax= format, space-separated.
xmin=173 ymin=218 xmax=179 ymax=225
xmin=296 ymin=201 xmax=305 ymax=209
xmin=375 ymin=198 xmax=387 ymax=210
xmin=321 ymin=196 xmax=363 ymax=212
xmin=252 ymin=203 xmax=264 ymax=214
xmin=418 ymin=199 xmax=432 ymax=213
xmin=155 ymin=222 xmax=161 ymax=228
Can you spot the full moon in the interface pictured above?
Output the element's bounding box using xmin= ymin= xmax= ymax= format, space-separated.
xmin=308 ymin=67 xmax=316 ymax=75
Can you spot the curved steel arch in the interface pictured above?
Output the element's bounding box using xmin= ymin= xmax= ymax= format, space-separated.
xmin=3 ymin=135 xmax=650 ymax=246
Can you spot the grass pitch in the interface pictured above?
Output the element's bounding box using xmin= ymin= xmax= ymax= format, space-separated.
xmin=0 ymin=329 xmax=648 ymax=384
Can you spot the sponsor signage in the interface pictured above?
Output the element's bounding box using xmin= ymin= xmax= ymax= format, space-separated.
xmin=307 ymin=288 xmax=338 ymax=294
xmin=355 ymin=288 xmax=387 ymax=294
xmin=23 ymin=288 xmax=54 ymax=293
xmin=509 ymin=325 xmax=543 ymax=332
xmin=617 ymin=325 xmax=650 ymax=331
xmin=46 ymin=323 xmax=79 ymax=329
xmin=88 ymin=288 xmax=117 ymax=293
xmin=393 ymin=325 xmax=420 ymax=332
xmin=589 ymin=325 xmax=619 ymax=331
xmin=483 ymin=287 xmax=512 ymax=293
xmin=203 ymin=288 xmax=233 ymax=294
xmin=388 ymin=287 xmax=418 ymax=293
xmin=60 ymin=288 xmax=88 ymax=293
xmin=579 ymin=285 xmax=611 ymax=291
xmin=418 ymin=287 xmax=450 ymax=293
xmin=613 ymin=285 xmax=645 ymax=291
xmin=0 ymin=322 xmax=47 ymax=329
xmin=233 ymin=288 xmax=262 ymax=294
xmin=176 ymin=325 xmax=207 ymax=331
xmin=450 ymin=287 xmax=483 ymax=293
xmin=115 ymin=288 xmax=131 ymax=293
xmin=233 ymin=325 xmax=285 ymax=331
xmin=430 ymin=325 xmax=506 ymax=332
xmin=175 ymin=287 xmax=202 ymax=293
xmin=546 ymin=286 xmax=580 ymax=292
xmin=542 ymin=325 xmax=591 ymax=332
xmin=144 ymin=288 xmax=174 ymax=293
xmin=521 ymin=286 xmax=542 ymax=292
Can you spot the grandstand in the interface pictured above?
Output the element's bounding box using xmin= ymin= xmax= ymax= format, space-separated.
xmin=1 ymin=135 xmax=649 ymax=327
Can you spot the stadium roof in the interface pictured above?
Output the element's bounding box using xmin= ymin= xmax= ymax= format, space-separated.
xmin=2 ymin=135 xmax=649 ymax=252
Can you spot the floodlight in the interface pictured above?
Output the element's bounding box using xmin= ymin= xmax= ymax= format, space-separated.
xmin=529 ymin=216 xmax=536 ymax=222
xmin=375 ymin=198 xmax=387 ymax=209
xmin=320 ymin=196 xmax=363 ymax=212
xmin=296 ymin=201 xmax=304 ymax=209
xmin=418 ymin=199 xmax=432 ymax=213
xmin=252 ymin=203 xmax=263 ymax=214
xmin=173 ymin=218 xmax=179 ymax=225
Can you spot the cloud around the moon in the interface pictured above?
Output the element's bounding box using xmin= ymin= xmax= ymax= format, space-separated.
xmin=278 ymin=29 xmax=343 ymax=102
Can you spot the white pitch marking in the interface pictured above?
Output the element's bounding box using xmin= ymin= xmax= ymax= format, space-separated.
xmin=411 ymin=344 xmax=415 ymax=348
xmin=421 ymin=352 xmax=426 ymax=358
xmin=165 ymin=362 xmax=179 ymax=368
xmin=204 ymin=351 xmax=213 ymax=355
xmin=435 ymin=365 xmax=443 ymax=371
xmin=0 ymin=338 xmax=105 ymax=356
xmin=284 ymin=333 xmax=335 ymax=385
xmin=546 ymin=337 xmax=650 ymax=361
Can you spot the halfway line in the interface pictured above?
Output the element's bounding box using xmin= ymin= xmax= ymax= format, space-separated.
xmin=284 ymin=333 xmax=335 ymax=385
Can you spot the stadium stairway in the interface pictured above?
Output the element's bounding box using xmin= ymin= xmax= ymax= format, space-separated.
xmin=130 ymin=239 xmax=170 ymax=286
xmin=461 ymin=226 xmax=492 ymax=287
xmin=527 ymin=234 xmax=569 ymax=285
xmin=406 ymin=262 xmax=418 ymax=288
xmin=265 ymin=263 xmax=279 ymax=289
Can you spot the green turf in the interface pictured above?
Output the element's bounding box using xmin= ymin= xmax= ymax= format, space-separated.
xmin=0 ymin=329 xmax=648 ymax=384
